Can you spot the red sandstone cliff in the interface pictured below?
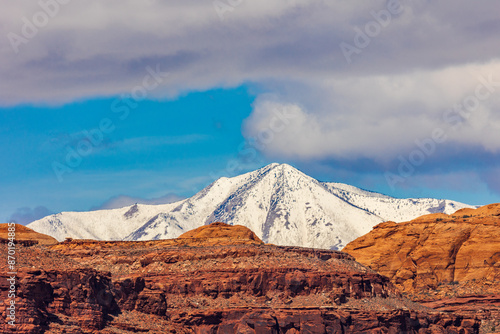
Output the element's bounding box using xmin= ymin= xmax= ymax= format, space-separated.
xmin=1 ymin=222 xmax=481 ymax=333
xmin=343 ymin=204 xmax=500 ymax=333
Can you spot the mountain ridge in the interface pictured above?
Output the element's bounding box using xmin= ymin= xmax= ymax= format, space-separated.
xmin=27 ymin=163 xmax=474 ymax=249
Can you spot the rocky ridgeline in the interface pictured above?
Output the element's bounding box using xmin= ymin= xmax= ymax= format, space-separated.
xmin=1 ymin=223 xmax=481 ymax=333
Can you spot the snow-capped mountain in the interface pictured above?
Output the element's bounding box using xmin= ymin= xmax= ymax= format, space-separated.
xmin=27 ymin=163 xmax=474 ymax=249
xmin=323 ymin=183 xmax=468 ymax=223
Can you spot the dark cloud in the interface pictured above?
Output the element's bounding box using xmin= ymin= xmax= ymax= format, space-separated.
xmin=1 ymin=1 xmax=499 ymax=105
xmin=8 ymin=206 xmax=54 ymax=225
xmin=1 ymin=0 xmax=499 ymax=201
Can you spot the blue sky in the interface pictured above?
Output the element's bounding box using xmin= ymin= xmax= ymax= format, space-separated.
xmin=1 ymin=1 xmax=500 ymax=223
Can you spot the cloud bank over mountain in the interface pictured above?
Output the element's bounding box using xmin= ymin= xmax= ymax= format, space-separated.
xmin=1 ymin=0 xmax=499 ymax=196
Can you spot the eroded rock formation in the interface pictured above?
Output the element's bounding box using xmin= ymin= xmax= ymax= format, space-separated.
xmin=343 ymin=204 xmax=500 ymax=333
xmin=1 ymin=222 xmax=481 ymax=333
xmin=343 ymin=204 xmax=500 ymax=291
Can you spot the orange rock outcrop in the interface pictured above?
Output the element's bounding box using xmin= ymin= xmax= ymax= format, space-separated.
xmin=177 ymin=221 xmax=263 ymax=245
xmin=343 ymin=203 xmax=500 ymax=292
xmin=343 ymin=203 xmax=500 ymax=331
xmin=0 ymin=223 xmax=58 ymax=246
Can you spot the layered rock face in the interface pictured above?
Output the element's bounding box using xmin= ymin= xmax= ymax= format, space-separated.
xmin=343 ymin=204 xmax=500 ymax=292
xmin=343 ymin=204 xmax=500 ymax=332
xmin=1 ymin=222 xmax=480 ymax=333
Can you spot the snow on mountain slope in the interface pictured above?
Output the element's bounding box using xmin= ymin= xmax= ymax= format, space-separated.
xmin=203 ymin=164 xmax=381 ymax=249
xmin=27 ymin=164 xmax=276 ymax=243
xmin=27 ymin=201 xmax=185 ymax=242
xmin=323 ymin=182 xmax=471 ymax=223
xmin=27 ymin=163 xmax=475 ymax=249
xmin=123 ymin=167 xmax=265 ymax=241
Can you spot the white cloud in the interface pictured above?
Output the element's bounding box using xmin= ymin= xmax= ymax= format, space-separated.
xmin=244 ymin=61 xmax=500 ymax=161
xmin=1 ymin=0 xmax=499 ymax=177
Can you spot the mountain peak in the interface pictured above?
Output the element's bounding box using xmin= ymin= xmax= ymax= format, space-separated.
xmin=267 ymin=162 xmax=281 ymax=168
xmin=264 ymin=162 xmax=298 ymax=171
xmin=258 ymin=163 xmax=309 ymax=181
xmin=27 ymin=165 xmax=475 ymax=249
